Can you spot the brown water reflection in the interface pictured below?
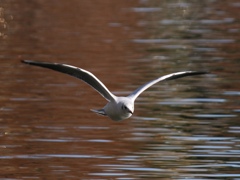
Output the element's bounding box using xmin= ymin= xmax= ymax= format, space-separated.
xmin=1 ymin=0 xmax=240 ymax=179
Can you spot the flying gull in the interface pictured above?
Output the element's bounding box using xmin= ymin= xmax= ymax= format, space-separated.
xmin=22 ymin=60 xmax=207 ymax=121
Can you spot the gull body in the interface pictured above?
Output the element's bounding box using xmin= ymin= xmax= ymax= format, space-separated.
xmin=94 ymin=96 xmax=134 ymax=121
xmin=22 ymin=60 xmax=207 ymax=121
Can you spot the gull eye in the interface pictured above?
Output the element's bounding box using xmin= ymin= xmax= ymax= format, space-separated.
xmin=122 ymin=105 xmax=127 ymax=110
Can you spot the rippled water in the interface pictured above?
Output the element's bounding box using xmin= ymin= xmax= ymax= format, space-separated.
xmin=1 ymin=0 xmax=240 ymax=179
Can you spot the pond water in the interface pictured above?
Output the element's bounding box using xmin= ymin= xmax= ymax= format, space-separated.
xmin=1 ymin=0 xmax=240 ymax=179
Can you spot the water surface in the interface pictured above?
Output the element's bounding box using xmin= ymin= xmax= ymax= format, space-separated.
xmin=1 ymin=0 xmax=240 ymax=179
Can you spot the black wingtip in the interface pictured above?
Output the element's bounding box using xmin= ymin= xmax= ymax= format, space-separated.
xmin=21 ymin=60 xmax=46 ymax=66
xmin=201 ymin=71 xmax=211 ymax=75
xmin=186 ymin=71 xmax=209 ymax=76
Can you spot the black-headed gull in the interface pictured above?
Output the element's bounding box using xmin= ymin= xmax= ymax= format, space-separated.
xmin=22 ymin=60 xmax=207 ymax=121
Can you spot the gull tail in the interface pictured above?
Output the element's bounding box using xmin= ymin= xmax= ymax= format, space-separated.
xmin=90 ymin=109 xmax=107 ymax=116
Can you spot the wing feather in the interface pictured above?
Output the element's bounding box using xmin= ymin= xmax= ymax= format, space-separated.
xmin=128 ymin=71 xmax=207 ymax=100
xmin=22 ymin=60 xmax=116 ymax=101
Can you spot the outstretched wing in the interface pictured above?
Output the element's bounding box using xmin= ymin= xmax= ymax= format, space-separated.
xmin=22 ymin=60 xmax=116 ymax=102
xmin=128 ymin=71 xmax=207 ymax=101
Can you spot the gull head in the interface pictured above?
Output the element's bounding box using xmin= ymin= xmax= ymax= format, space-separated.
xmin=120 ymin=99 xmax=134 ymax=118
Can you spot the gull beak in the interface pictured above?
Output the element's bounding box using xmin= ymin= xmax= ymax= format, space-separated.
xmin=128 ymin=109 xmax=133 ymax=114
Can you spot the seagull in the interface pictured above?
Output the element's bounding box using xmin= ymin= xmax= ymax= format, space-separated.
xmin=22 ymin=60 xmax=207 ymax=121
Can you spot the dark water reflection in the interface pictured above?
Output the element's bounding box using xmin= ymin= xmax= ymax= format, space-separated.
xmin=1 ymin=0 xmax=240 ymax=179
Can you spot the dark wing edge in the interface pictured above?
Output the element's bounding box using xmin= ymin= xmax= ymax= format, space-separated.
xmin=162 ymin=71 xmax=208 ymax=81
xmin=21 ymin=60 xmax=116 ymax=101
